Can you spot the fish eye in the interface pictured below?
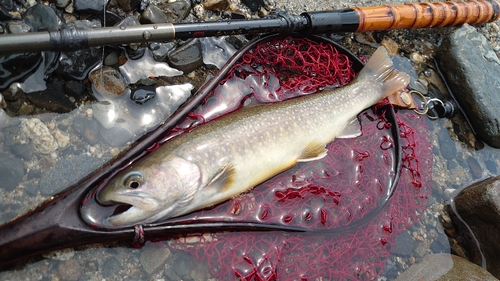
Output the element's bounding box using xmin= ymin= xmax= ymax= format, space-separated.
xmin=123 ymin=172 xmax=144 ymax=189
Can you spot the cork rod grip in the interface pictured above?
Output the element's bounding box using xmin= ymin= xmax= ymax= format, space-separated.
xmin=353 ymin=0 xmax=500 ymax=32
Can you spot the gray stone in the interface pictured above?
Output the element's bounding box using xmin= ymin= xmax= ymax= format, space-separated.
xmin=437 ymin=24 xmax=500 ymax=148
xmin=39 ymin=154 xmax=106 ymax=196
xmin=116 ymin=0 xmax=140 ymax=12
xmin=395 ymin=253 xmax=498 ymax=281
xmin=57 ymin=259 xmax=83 ymax=281
xmin=139 ymin=243 xmax=170 ymax=275
xmin=157 ymin=0 xmax=191 ymax=23
xmin=74 ymin=0 xmax=108 ymax=14
xmin=141 ymin=4 xmax=168 ymax=24
xmin=0 ymin=152 xmax=24 ymax=191
xmin=22 ymin=4 xmax=61 ymax=31
xmin=391 ymin=231 xmax=414 ymax=256
xmin=168 ymin=39 xmax=203 ymax=74
xmin=101 ymin=257 xmax=122 ymax=278
xmin=7 ymin=21 xmax=32 ymax=34
xmin=447 ymin=176 xmax=500 ymax=278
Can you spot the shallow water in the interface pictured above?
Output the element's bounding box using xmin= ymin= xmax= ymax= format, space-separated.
xmin=0 ymin=30 xmax=498 ymax=281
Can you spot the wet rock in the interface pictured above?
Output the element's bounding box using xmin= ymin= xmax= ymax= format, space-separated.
xmin=92 ymin=101 xmax=117 ymax=129
xmin=55 ymin=0 xmax=71 ymax=9
xmin=171 ymin=253 xmax=191 ymax=277
xmin=57 ymin=259 xmax=83 ymax=281
xmin=0 ymin=52 xmax=42 ymax=91
xmin=139 ymin=244 xmax=171 ymax=275
xmin=39 ymin=154 xmax=106 ymax=195
xmin=241 ymin=0 xmax=264 ymax=12
xmin=72 ymin=116 xmax=101 ymax=145
xmin=116 ymin=0 xmax=141 ymax=12
xmin=395 ymin=253 xmax=498 ymax=281
xmin=391 ymin=231 xmax=414 ymax=256
xmin=437 ymin=128 xmax=456 ymax=160
xmin=0 ymin=152 xmax=24 ymax=191
xmin=168 ymin=39 xmax=203 ymax=74
xmin=25 ymin=181 xmax=39 ymax=196
xmin=413 ymin=240 xmax=428 ymax=258
xmin=119 ymin=50 xmax=182 ymax=84
xmin=149 ymin=42 xmax=176 ymax=62
xmin=437 ymin=24 xmax=500 ymax=148
xmin=22 ymin=4 xmax=61 ymax=31
xmin=57 ymin=48 xmax=102 ymax=80
xmin=130 ymin=86 xmax=156 ymax=104
xmin=26 ymin=84 xmax=76 ymax=113
xmin=99 ymin=124 xmax=135 ymax=147
xmin=467 ymin=157 xmax=483 ymax=179
xmin=200 ymin=36 xmax=237 ymax=69
xmin=20 ymin=118 xmax=59 ymax=154
xmin=74 ymin=0 xmax=108 ymax=14
xmin=141 ymin=4 xmax=167 ymax=24
xmin=10 ymin=143 xmax=32 ymax=160
xmin=104 ymin=52 xmax=119 ymax=66
xmin=486 ymin=160 xmax=498 ymax=174
xmin=0 ymin=0 xmax=14 ymax=20
xmin=7 ymin=20 xmax=31 ymax=33
xmin=64 ymin=80 xmax=88 ymax=102
xmin=447 ymin=176 xmax=500 ymax=278
xmin=101 ymin=257 xmax=122 ymax=278
xmin=203 ymin=0 xmax=230 ymax=11
xmin=89 ymin=66 xmax=128 ymax=98
xmin=157 ymin=0 xmax=191 ymax=23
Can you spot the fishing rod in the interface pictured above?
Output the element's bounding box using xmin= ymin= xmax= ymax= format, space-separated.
xmin=0 ymin=0 xmax=499 ymax=54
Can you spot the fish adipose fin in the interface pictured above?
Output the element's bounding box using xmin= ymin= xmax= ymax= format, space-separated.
xmin=205 ymin=165 xmax=236 ymax=192
xmin=358 ymin=47 xmax=410 ymax=97
xmin=298 ymin=141 xmax=328 ymax=162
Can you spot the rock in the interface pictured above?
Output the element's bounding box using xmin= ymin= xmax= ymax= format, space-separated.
xmin=391 ymin=231 xmax=414 ymax=256
xmin=104 ymin=52 xmax=119 ymax=66
xmin=0 ymin=0 xmax=14 ymax=20
xmin=20 ymin=118 xmax=59 ymax=154
xmin=57 ymin=259 xmax=82 ymax=281
xmin=437 ymin=128 xmax=456 ymax=160
xmin=168 ymin=39 xmax=203 ymax=74
xmin=116 ymin=0 xmax=141 ymax=12
xmin=99 ymin=124 xmax=135 ymax=147
xmin=141 ymin=4 xmax=168 ymax=24
xmin=0 ymin=152 xmax=24 ymax=191
xmin=9 ymin=142 xmax=32 ymax=160
xmin=149 ymin=42 xmax=176 ymax=62
xmin=157 ymin=0 xmax=191 ymax=23
xmin=101 ymin=257 xmax=122 ymax=278
xmin=436 ymin=24 xmax=500 ymax=148
xmin=203 ymin=0 xmax=230 ymax=11
xmin=7 ymin=20 xmax=32 ymax=33
xmin=119 ymin=49 xmax=182 ymax=84
xmin=74 ymin=0 xmax=108 ymax=14
xmin=0 ymin=52 xmax=42 ymax=91
xmin=467 ymin=156 xmax=483 ymax=179
xmin=72 ymin=115 xmax=101 ymax=145
xmin=22 ymin=4 xmax=61 ymax=31
xmin=486 ymin=160 xmax=498 ymax=174
xmin=130 ymin=86 xmax=156 ymax=105
xmin=26 ymin=85 xmax=76 ymax=113
xmin=89 ymin=66 xmax=128 ymax=99
xmin=39 ymin=154 xmax=106 ymax=196
xmin=57 ymin=48 xmax=102 ymax=80
xmin=241 ymin=0 xmax=264 ymax=12
xmin=447 ymin=176 xmax=500 ymax=278
xmin=395 ymin=254 xmax=498 ymax=281
xmin=64 ymin=80 xmax=88 ymax=102
xmin=139 ymin=244 xmax=170 ymax=275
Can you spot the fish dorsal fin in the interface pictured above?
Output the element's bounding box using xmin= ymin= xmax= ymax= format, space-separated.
xmin=337 ymin=117 xmax=362 ymax=139
xmin=205 ymin=165 xmax=236 ymax=192
xmin=298 ymin=141 xmax=328 ymax=162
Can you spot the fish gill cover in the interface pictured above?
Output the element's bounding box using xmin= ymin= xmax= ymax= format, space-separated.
xmin=150 ymin=37 xmax=431 ymax=280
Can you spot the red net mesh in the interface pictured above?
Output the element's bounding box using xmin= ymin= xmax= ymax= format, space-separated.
xmin=160 ymin=37 xmax=432 ymax=280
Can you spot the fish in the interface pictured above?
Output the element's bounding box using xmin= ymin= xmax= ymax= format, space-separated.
xmin=97 ymin=46 xmax=410 ymax=227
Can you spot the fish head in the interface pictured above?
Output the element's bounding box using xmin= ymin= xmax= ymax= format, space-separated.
xmin=97 ymin=157 xmax=202 ymax=227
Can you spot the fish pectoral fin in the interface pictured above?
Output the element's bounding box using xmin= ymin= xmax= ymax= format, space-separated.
xmin=337 ymin=117 xmax=362 ymax=139
xmin=298 ymin=141 xmax=328 ymax=162
xmin=205 ymin=165 xmax=236 ymax=193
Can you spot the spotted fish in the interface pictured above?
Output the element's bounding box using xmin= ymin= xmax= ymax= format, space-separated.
xmin=98 ymin=46 xmax=409 ymax=227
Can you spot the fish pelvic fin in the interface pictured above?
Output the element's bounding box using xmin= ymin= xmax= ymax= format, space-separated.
xmin=298 ymin=141 xmax=328 ymax=162
xmin=358 ymin=46 xmax=410 ymax=97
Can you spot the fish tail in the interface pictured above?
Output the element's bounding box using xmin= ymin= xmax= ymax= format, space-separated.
xmin=357 ymin=46 xmax=410 ymax=97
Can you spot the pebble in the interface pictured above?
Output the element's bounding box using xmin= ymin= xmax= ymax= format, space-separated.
xmin=157 ymin=0 xmax=191 ymax=23
xmin=116 ymin=0 xmax=140 ymax=11
xmin=9 ymin=142 xmax=32 ymax=160
xmin=0 ymin=52 xmax=42 ymax=91
xmin=72 ymin=115 xmax=101 ymax=145
xmin=52 ymin=128 xmax=70 ymax=149
xmin=91 ymin=101 xmax=117 ymax=129
xmin=64 ymin=80 xmax=88 ymax=102
xmin=203 ymin=0 xmax=230 ymax=11
xmin=130 ymin=86 xmax=156 ymax=105
xmin=467 ymin=156 xmax=483 ymax=179
xmin=486 ymin=159 xmax=498 ymax=174
xmin=241 ymin=0 xmax=264 ymax=12
xmin=20 ymin=118 xmax=59 ymax=154
xmin=7 ymin=20 xmax=31 ymax=33
xmin=22 ymin=4 xmax=61 ymax=31
xmin=99 ymin=124 xmax=135 ymax=147
xmin=89 ymin=66 xmax=128 ymax=98
xmin=139 ymin=244 xmax=171 ymax=275
xmin=101 ymin=257 xmax=122 ymax=278
xmin=168 ymin=38 xmax=204 ymax=74
xmin=141 ymin=4 xmax=168 ymax=24
xmin=0 ymin=0 xmax=14 ymax=20
xmin=391 ymin=231 xmax=415 ymax=256
xmin=26 ymin=86 xmax=76 ymax=113
xmin=57 ymin=48 xmax=102 ymax=80
xmin=394 ymin=253 xmax=498 ymax=281
xmin=104 ymin=52 xmax=119 ymax=66
xmin=0 ymin=152 xmax=24 ymax=191
xmin=74 ymin=0 xmax=108 ymax=14
xmin=119 ymin=50 xmax=182 ymax=84
xmin=437 ymin=128 xmax=457 ymax=160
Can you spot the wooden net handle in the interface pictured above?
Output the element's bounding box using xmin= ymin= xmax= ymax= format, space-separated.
xmin=354 ymin=0 xmax=500 ymax=32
